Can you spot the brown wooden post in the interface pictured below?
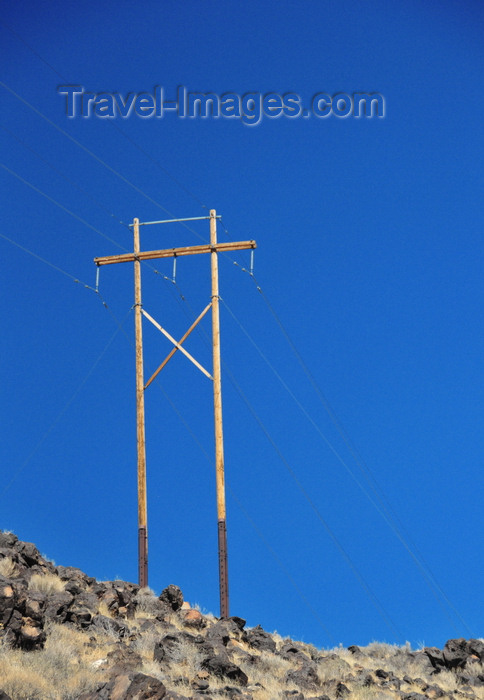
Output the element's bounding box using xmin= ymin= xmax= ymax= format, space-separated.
xmin=133 ymin=217 xmax=148 ymax=588
xmin=210 ymin=209 xmax=229 ymax=618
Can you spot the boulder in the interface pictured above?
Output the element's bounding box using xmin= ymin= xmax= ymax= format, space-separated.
xmin=206 ymin=618 xmax=244 ymax=647
xmin=468 ymin=638 xmax=484 ymax=663
xmin=443 ymin=638 xmax=468 ymax=669
xmin=0 ymin=580 xmax=16 ymax=626
xmin=245 ymin=625 xmax=276 ymax=652
xmin=423 ymin=647 xmax=445 ymax=671
xmin=91 ymin=613 xmax=129 ymax=639
xmin=159 ymin=585 xmax=183 ymax=611
xmin=286 ymin=662 xmax=320 ymax=690
xmin=44 ymin=590 xmax=74 ymax=623
xmin=183 ymin=608 xmax=205 ymax=629
xmin=201 ymin=654 xmax=249 ymax=685
xmin=19 ymin=616 xmax=46 ymax=650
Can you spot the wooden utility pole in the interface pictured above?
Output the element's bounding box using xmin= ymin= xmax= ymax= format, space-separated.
xmin=210 ymin=210 xmax=229 ymax=618
xmin=133 ymin=217 xmax=148 ymax=588
xmin=94 ymin=211 xmax=256 ymax=617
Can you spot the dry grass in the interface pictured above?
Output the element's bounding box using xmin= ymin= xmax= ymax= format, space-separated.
xmin=0 ymin=623 xmax=111 ymax=700
xmin=28 ymin=573 xmax=66 ymax=594
xmin=0 ymin=556 xmax=18 ymax=578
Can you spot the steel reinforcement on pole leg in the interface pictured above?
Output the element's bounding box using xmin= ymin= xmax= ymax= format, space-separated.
xmin=218 ymin=519 xmax=229 ymax=618
xmin=138 ymin=526 xmax=148 ymax=588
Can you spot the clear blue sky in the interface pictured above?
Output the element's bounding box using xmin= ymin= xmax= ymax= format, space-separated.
xmin=1 ymin=0 xmax=482 ymax=650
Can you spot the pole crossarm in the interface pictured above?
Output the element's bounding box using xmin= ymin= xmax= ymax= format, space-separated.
xmin=144 ymin=302 xmax=213 ymax=389
xmin=94 ymin=240 xmax=257 ymax=267
xmin=141 ymin=308 xmax=213 ymax=380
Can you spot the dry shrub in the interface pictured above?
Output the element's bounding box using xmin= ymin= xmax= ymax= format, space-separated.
xmin=317 ymin=654 xmax=353 ymax=683
xmin=28 ymin=573 xmax=65 ymax=594
xmin=0 ymin=623 xmax=107 ymax=700
xmin=0 ymin=556 xmax=18 ymax=578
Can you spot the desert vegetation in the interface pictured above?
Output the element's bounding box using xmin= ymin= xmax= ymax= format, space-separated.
xmin=0 ymin=531 xmax=482 ymax=700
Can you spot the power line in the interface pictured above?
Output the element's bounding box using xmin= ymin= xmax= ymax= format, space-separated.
xmin=1 ymin=162 xmax=126 ymax=251
xmin=0 ymin=19 xmax=209 ymax=213
xmin=0 ymin=122 xmax=132 ymax=230
xmin=0 ymin=307 xmax=133 ymax=500
xmin=143 ymin=272 xmax=402 ymax=639
xmin=221 ymin=359 xmax=403 ymax=642
xmin=0 ymin=80 xmax=209 ymax=245
xmin=225 ymin=262 xmax=471 ymax=635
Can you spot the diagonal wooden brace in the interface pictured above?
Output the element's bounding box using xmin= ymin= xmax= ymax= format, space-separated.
xmin=144 ymin=302 xmax=213 ymax=389
xmin=141 ymin=308 xmax=213 ymax=380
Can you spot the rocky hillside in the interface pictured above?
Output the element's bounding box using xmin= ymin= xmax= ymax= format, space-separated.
xmin=0 ymin=532 xmax=482 ymax=700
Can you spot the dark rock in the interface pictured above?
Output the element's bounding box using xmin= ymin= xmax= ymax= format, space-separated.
xmin=44 ymin=590 xmax=74 ymax=623
xmin=423 ymin=647 xmax=446 ymax=670
xmin=280 ymin=642 xmax=304 ymax=657
xmin=24 ymin=590 xmax=46 ymax=621
xmin=227 ymin=616 xmax=246 ymax=631
xmin=66 ymin=603 xmax=93 ymax=629
xmin=201 ymin=655 xmax=249 ymax=685
xmin=245 ymin=625 xmax=276 ymax=652
xmin=18 ymin=616 xmax=46 ymax=650
xmin=335 ymin=683 xmax=350 ymax=697
xmin=91 ymin=613 xmax=128 ymax=638
xmin=159 ymin=584 xmax=183 ymax=611
xmin=375 ymin=669 xmax=389 ymax=679
xmin=283 ymin=692 xmax=305 ymax=700
xmin=106 ymin=645 xmax=143 ymax=674
xmin=468 ymin=638 xmax=484 ymax=663
xmin=15 ymin=541 xmax=42 ymax=567
xmin=347 ymin=645 xmax=361 ymax=654
xmin=75 ymin=591 xmax=100 ymax=612
xmin=124 ymin=672 xmax=166 ymax=699
xmin=286 ymin=662 xmax=320 ymax=690
xmin=0 ymin=532 xmax=18 ymax=549
xmin=443 ymin=638 xmax=468 ymax=669
xmin=154 ymin=634 xmax=185 ymax=664
xmin=0 ymin=579 xmax=16 ymax=626
xmin=0 ymin=691 xmax=13 ymax=700
xmin=56 ymin=565 xmax=95 ymax=587
xmin=422 ymin=684 xmax=445 ymax=698
xmin=192 ymin=680 xmax=210 ymax=691
xmin=206 ymin=618 xmax=244 ymax=647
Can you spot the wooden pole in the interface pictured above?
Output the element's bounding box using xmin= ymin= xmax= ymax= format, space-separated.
xmin=210 ymin=209 xmax=229 ymax=618
xmin=134 ymin=217 xmax=148 ymax=588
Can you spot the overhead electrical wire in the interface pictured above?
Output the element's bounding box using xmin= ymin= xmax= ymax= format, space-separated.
xmin=1 ymin=20 xmax=471 ymax=638
xmin=0 ymin=306 xmax=134 ymax=501
xmin=146 ymin=278 xmax=403 ymax=641
xmin=217 ymin=220 xmax=471 ymax=635
xmin=0 ymin=80 xmax=209 ymax=245
xmin=0 ymin=20 xmax=209 ymax=213
xmin=0 ymin=122 xmax=132 ymax=231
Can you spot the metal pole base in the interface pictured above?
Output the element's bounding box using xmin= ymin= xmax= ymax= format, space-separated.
xmin=138 ymin=526 xmax=148 ymax=588
xmin=218 ymin=519 xmax=229 ymax=618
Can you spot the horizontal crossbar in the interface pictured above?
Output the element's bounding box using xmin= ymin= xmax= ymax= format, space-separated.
xmin=130 ymin=215 xmax=222 ymax=227
xmin=94 ymin=240 xmax=257 ymax=266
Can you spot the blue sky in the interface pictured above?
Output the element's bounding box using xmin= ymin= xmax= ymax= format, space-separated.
xmin=1 ymin=0 xmax=482 ymax=650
